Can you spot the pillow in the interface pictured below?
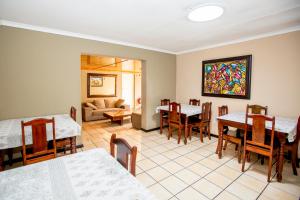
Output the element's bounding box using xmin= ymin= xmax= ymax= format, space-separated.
xmin=104 ymin=99 xmax=116 ymax=108
xmin=115 ymin=99 xmax=125 ymax=108
xmin=94 ymin=99 xmax=105 ymax=109
xmin=86 ymin=102 xmax=98 ymax=110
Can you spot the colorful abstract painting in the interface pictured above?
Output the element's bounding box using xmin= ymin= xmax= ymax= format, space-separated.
xmin=202 ymin=55 xmax=252 ymax=99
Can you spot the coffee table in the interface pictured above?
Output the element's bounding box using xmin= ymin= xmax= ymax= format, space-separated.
xmin=103 ymin=110 xmax=132 ymax=125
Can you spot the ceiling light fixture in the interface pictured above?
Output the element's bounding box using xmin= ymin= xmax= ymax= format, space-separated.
xmin=188 ymin=5 xmax=224 ymax=22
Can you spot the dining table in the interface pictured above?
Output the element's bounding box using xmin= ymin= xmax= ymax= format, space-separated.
xmin=0 ymin=114 xmax=81 ymax=171
xmin=0 ymin=148 xmax=156 ymax=200
xmin=216 ymin=112 xmax=298 ymax=182
xmin=156 ymin=104 xmax=202 ymax=144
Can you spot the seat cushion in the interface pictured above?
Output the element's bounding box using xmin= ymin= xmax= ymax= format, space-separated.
xmin=86 ymin=102 xmax=97 ymax=110
xmin=115 ymin=99 xmax=125 ymax=108
xmin=94 ymin=99 xmax=106 ymax=109
xmin=104 ymin=99 xmax=116 ymax=108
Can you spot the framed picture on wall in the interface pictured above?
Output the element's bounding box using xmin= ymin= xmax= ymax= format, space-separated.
xmin=87 ymin=73 xmax=117 ymax=97
xmin=202 ymin=55 xmax=252 ymax=99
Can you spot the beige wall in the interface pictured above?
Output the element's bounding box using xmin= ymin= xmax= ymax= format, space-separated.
xmin=176 ymin=31 xmax=300 ymax=135
xmin=0 ymin=26 xmax=176 ymax=129
xmin=81 ymin=70 xmax=122 ymax=102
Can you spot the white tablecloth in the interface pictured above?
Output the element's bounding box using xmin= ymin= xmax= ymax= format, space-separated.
xmin=0 ymin=114 xmax=81 ymax=149
xmin=156 ymin=104 xmax=202 ymax=117
xmin=0 ymin=148 xmax=156 ymax=200
xmin=217 ymin=112 xmax=297 ymax=142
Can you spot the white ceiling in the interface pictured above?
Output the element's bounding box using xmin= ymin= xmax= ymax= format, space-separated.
xmin=0 ymin=0 xmax=300 ymax=54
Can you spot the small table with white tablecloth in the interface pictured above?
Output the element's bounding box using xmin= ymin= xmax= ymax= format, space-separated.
xmin=156 ymin=104 xmax=202 ymax=144
xmin=216 ymin=112 xmax=297 ymax=182
xmin=0 ymin=114 xmax=81 ymax=171
xmin=0 ymin=148 xmax=156 ymax=200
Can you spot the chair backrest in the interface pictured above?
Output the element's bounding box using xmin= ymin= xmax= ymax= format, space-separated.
xmin=201 ymin=102 xmax=212 ymax=122
xmin=245 ymin=114 xmax=275 ymax=150
xmin=161 ymin=99 xmax=170 ymax=106
xmin=168 ymin=102 xmax=181 ymax=125
xmin=21 ymin=118 xmax=56 ymax=165
xmin=296 ymin=116 xmax=300 ymax=142
xmin=189 ymin=99 xmax=200 ymax=106
xmin=218 ymin=105 xmax=228 ymax=117
xmin=110 ymin=134 xmax=137 ymax=176
xmin=70 ymin=106 xmax=76 ymax=121
xmin=246 ymin=104 xmax=268 ymax=115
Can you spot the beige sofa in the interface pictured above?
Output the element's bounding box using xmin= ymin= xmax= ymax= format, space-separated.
xmin=82 ymin=98 xmax=129 ymax=122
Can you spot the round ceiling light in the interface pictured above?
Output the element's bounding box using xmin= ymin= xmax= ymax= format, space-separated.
xmin=188 ymin=5 xmax=224 ymax=22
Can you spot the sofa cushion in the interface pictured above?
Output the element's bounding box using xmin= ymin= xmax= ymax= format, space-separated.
xmin=94 ymin=99 xmax=105 ymax=109
xmin=115 ymin=99 xmax=125 ymax=108
xmin=104 ymin=99 xmax=116 ymax=108
xmin=86 ymin=102 xmax=98 ymax=110
xmin=92 ymin=108 xmax=122 ymax=116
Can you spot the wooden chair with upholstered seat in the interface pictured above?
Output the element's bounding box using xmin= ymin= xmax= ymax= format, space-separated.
xmin=160 ymin=99 xmax=170 ymax=134
xmin=110 ymin=134 xmax=137 ymax=176
xmin=218 ymin=105 xmax=243 ymax=163
xmin=56 ymin=106 xmax=77 ymax=154
xmin=168 ymin=102 xmax=190 ymax=144
xmin=284 ymin=116 xmax=300 ymax=175
xmin=189 ymin=102 xmax=212 ymax=142
xmin=189 ymin=99 xmax=200 ymax=106
xmin=21 ymin=118 xmax=57 ymax=165
xmin=241 ymin=114 xmax=279 ymax=182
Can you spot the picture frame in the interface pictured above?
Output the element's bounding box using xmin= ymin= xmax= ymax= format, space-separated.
xmin=87 ymin=73 xmax=117 ymax=97
xmin=202 ymin=55 xmax=252 ymax=99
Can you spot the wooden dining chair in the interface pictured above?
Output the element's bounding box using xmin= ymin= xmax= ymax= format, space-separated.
xmin=189 ymin=99 xmax=200 ymax=106
xmin=189 ymin=102 xmax=212 ymax=142
xmin=56 ymin=106 xmax=77 ymax=155
xmin=168 ymin=102 xmax=190 ymax=144
xmin=284 ymin=116 xmax=300 ymax=175
xmin=160 ymin=99 xmax=170 ymax=134
xmin=241 ymin=114 xmax=279 ymax=182
xmin=218 ymin=105 xmax=243 ymax=163
xmin=110 ymin=134 xmax=137 ymax=176
xmin=21 ymin=118 xmax=57 ymax=165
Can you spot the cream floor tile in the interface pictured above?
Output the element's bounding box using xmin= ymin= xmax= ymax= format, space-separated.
xmin=193 ymin=148 xmax=213 ymax=157
xmin=244 ymin=168 xmax=270 ymax=182
xmin=215 ymin=165 xmax=242 ymax=180
xmin=176 ymin=187 xmax=209 ymax=200
xmin=162 ymin=150 xmax=181 ymax=160
xmin=163 ymin=142 xmax=179 ymax=150
xmin=226 ymin=182 xmax=259 ymax=200
xmin=161 ymin=161 xmax=184 ymax=174
xmin=136 ymin=172 xmax=156 ymax=187
xmin=236 ymin=174 xmax=267 ymax=193
xmin=174 ymin=169 xmax=201 ymax=184
xmin=192 ymin=178 xmax=222 ymax=199
xmin=198 ymin=158 xmax=222 ymax=170
xmin=148 ymin=183 xmax=173 ymax=200
xmin=261 ymin=185 xmax=298 ymax=200
xmin=169 ymin=197 xmax=179 ymax=200
xmin=173 ymin=146 xmax=193 ymax=155
xmin=146 ymin=166 xmax=172 ymax=182
xmin=205 ymin=171 xmax=233 ymax=189
xmin=269 ymin=178 xmax=300 ymax=197
xmin=185 ymin=152 xmax=204 ymax=162
xmin=136 ymin=166 xmax=144 ymax=175
xmin=160 ymin=176 xmax=188 ymax=195
xmin=174 ymin=156 xmax=195 ymax=167
xmin=215 ymin=191 xmax=240 ymax=200
xmin=136 ymin=152 xmax=145 ymax=161
xmin=141 ymin=149 xmax=159 ymax=157
xmin=150 ymin=154 xmax=170 ymax=165
xmin=187 ymin=163 xmax=211 ymax=177
xmin=152 ymin=145 xmax=169 ymax=153
xmin=137 ymin=159 xmax=158 ymax=171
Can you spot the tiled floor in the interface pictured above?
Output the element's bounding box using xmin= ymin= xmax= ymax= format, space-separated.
xmin=6 ymin=119 xmax=300 ymax=200
xmin=79 ymin=119 xmax=300 ymax=200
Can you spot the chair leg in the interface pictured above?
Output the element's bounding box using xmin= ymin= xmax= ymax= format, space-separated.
xmin=168 ymin=126 xmax=171 ymax=140
xmin=207 ymin=125 xmax=211 ymax=140
xmin=261 ymin=156 xmax=265 ymax=165
xmin=235 ymin=144 xmax=238 ymax=151
xmin=247 ymin=152 xmax=251 ymax=162
xmin=291 ymin=148 xmax=298 ymax=175
xmin=268 ymin=156 xmax=273 ymax=182
xmin=242 ymin=149 xmax=247 ymax=172
xmin=178 ymin=127 xmax=181 ymax=144
xmin=189 ymin=126 xmax=192 ymax=141
xmin=199 ymin=126 xmax=204 ymax=143
xmin=237 ymin=144 xmax=242 ymax=163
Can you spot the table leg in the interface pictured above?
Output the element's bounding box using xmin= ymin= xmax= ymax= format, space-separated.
xmin=71 ymin=136 xmax=77 ymax=154
xmin=277 ymin=135 xmax=285 ymax=182
xmin=184 ymin=115 xmax=188 ymax=145
xmin=160 ymin=111 xmax=163 ymax=134
xmin=218 ymin=120 xmax=223 ymax=159
xmin=0 ymin=150 xmax=4 ymax=171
